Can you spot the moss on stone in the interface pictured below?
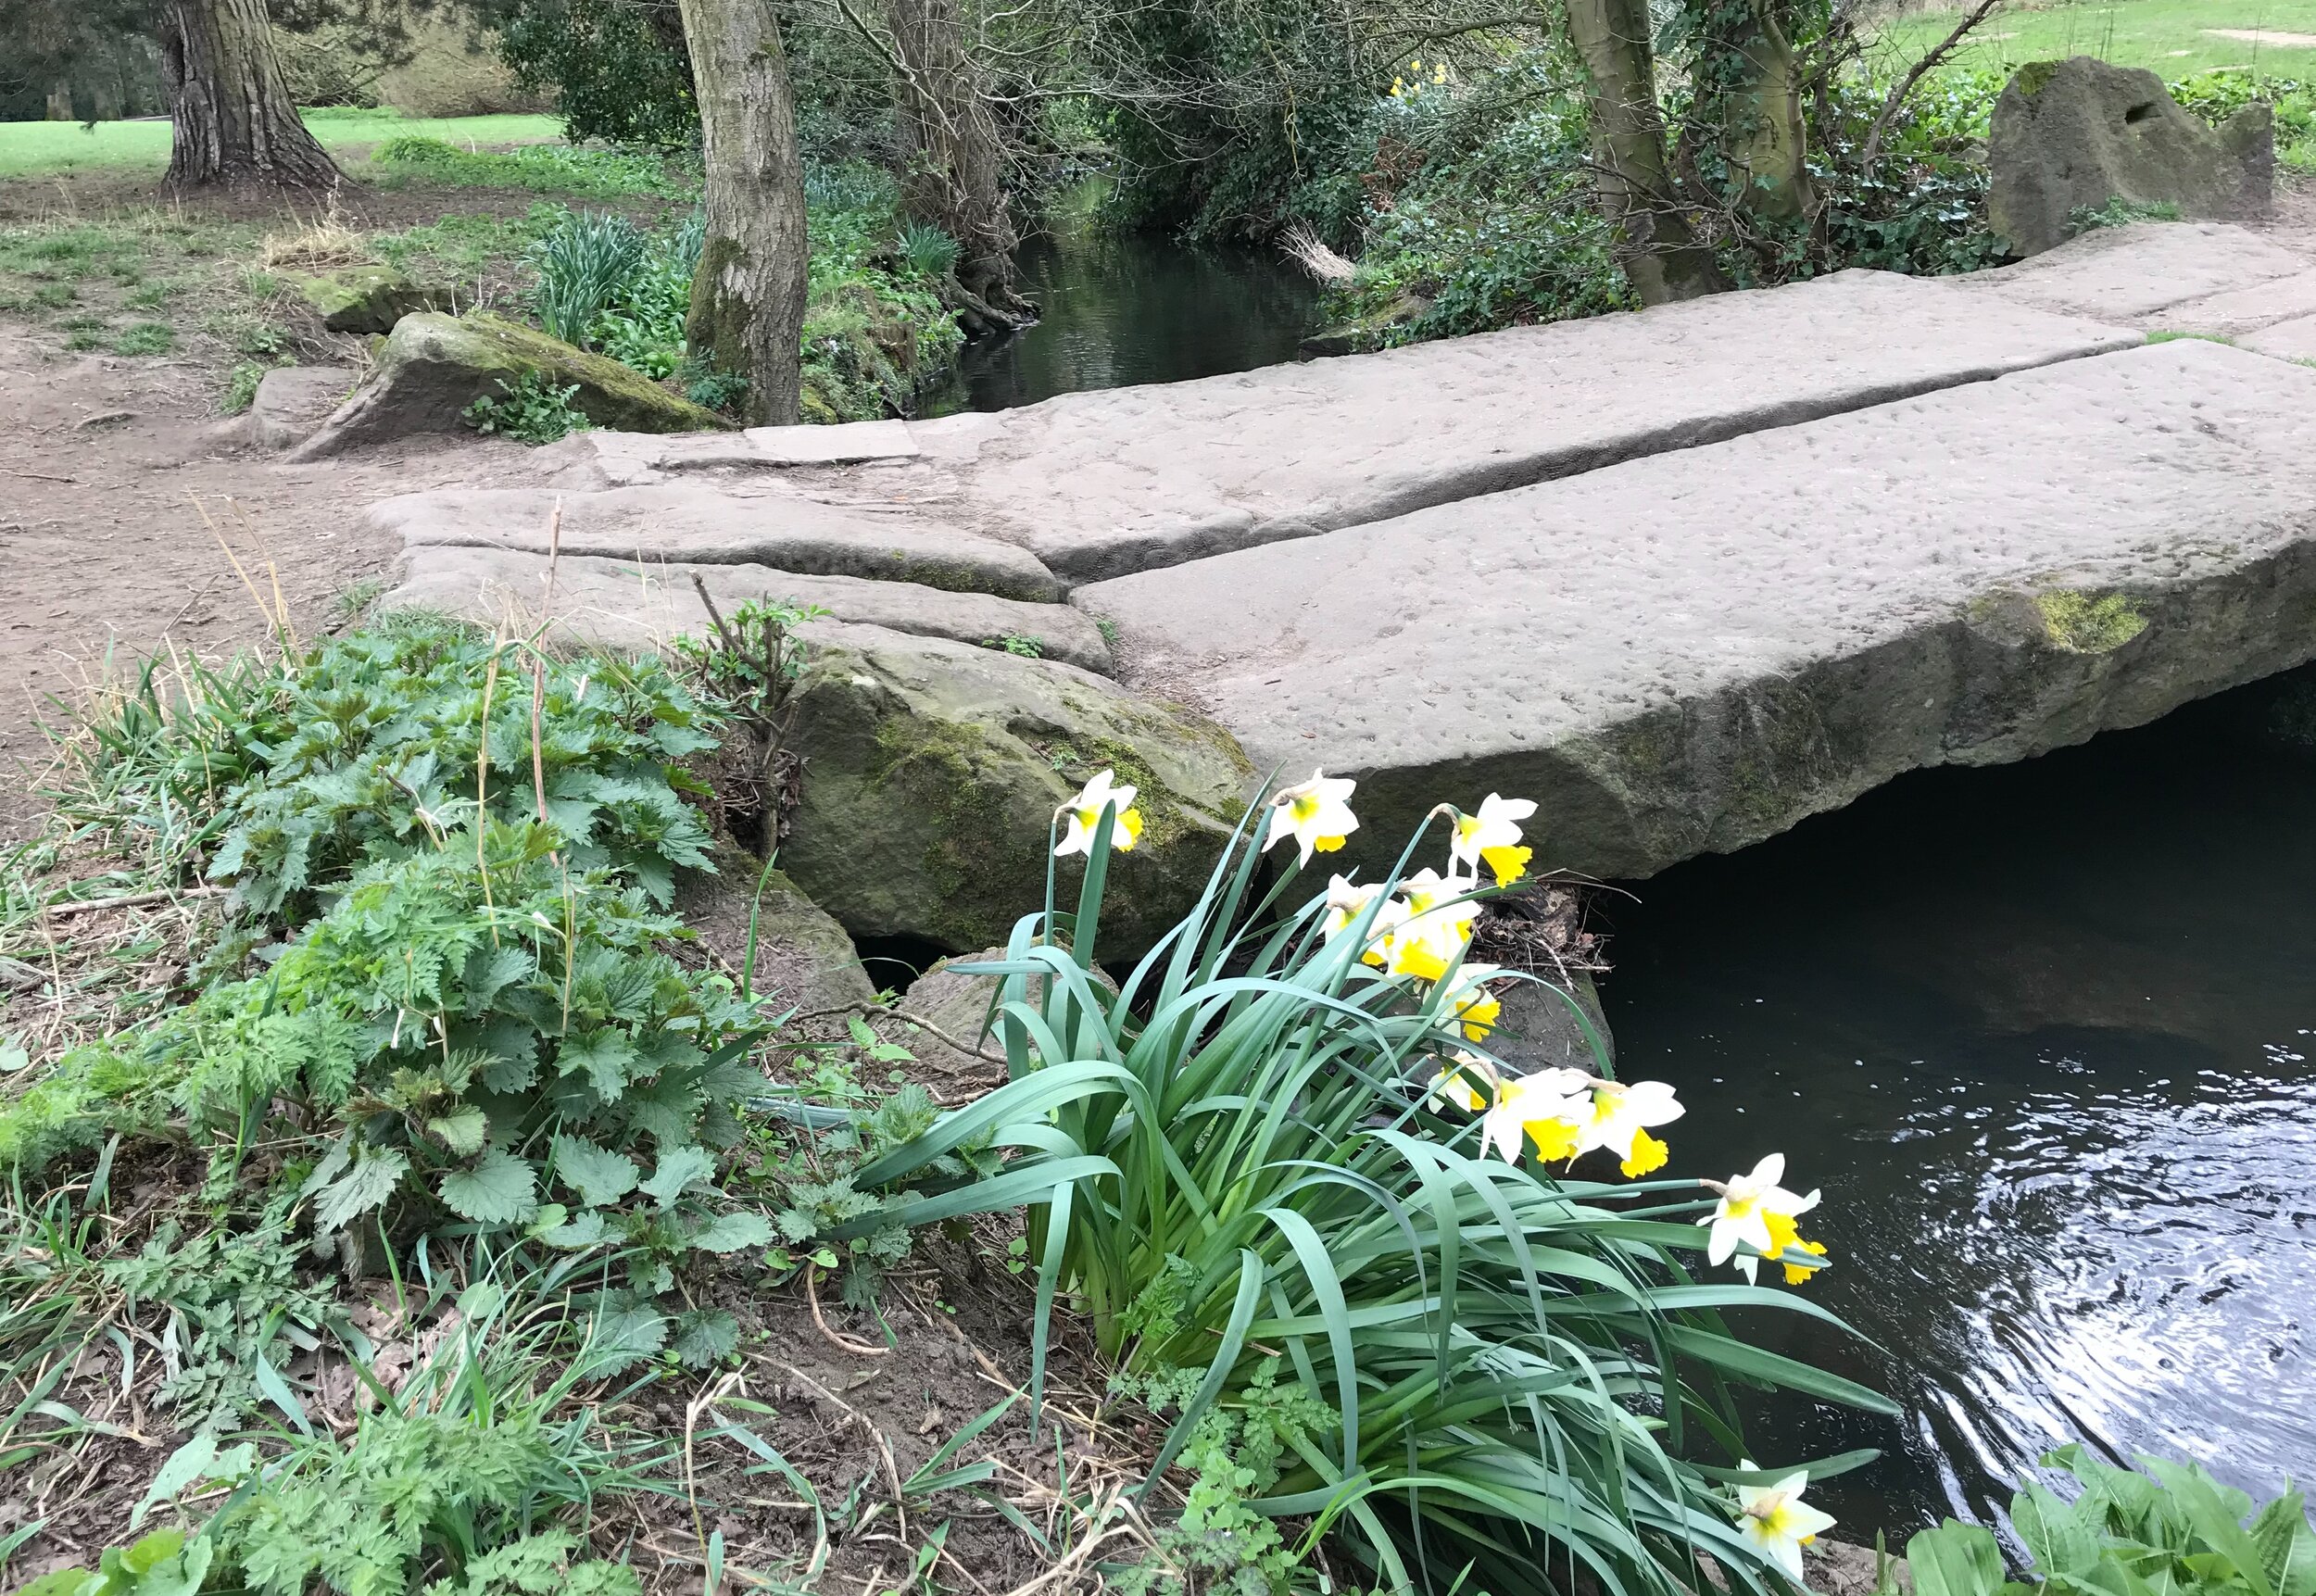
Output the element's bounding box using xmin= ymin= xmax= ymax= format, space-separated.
xmin=2036 ymin=589 xmax=2148 ymax=653
xmin=2014 ymin=59 xmax=2065 ymax=98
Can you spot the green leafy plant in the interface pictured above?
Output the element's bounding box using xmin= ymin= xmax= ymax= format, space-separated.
xmin=529 ymin=209 xmax=645 ymax=346
xmin=462 ymin=373 xmax=590 ymax=444
xmin=2067 ymin=196 xmax=2184 ymax=236
xmin=898 ymin=220 xmax=961 ymax=279
xmin=830 ymin=777 xmax=1890 ymax=1595
xmin=1892 ymin=1449 xmax=2316 ymax=1596
xmin=982 ymin=634 xmax=1044 ymax=659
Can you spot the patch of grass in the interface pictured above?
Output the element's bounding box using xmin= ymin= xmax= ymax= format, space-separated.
xmin=1869 ymin=0 xmax=2316 ymax=80
xmin=110 ymin=320 xmax=176 ymax=355
xmin=2146 ymin=328 xmax=2236 ymax=344
xmin=367 ymin=135 xmax=680 ymax=198
xmin=123 ymin=279 xmax=179 ymax=309
xmin=222 ymin=359 xmax=269 ymax=414
xmin=0 ymin=110 xmax=565 ymax=181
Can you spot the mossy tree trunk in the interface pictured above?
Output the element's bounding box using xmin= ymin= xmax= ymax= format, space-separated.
xmin=887 ymin=0 xmax=1034 ymax=325
xmin=1565 ymin=0 xmax=1728 ymax=303
xmin=161 ymin=0 xmax=341 ymax=189
xmin=677 ymin=0 xmax=811 ymax=425
xmin=1686 ymin=0 xmax=1815 ymax=222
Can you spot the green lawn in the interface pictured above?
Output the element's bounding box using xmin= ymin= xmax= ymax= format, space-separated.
xmin=1871 ymin=0 xmax=2316 ymax=79
xmin=0 ymin=108 xmax=563 ymax=181
xmin=1870 ymin=0 xmax=2316 ymax=79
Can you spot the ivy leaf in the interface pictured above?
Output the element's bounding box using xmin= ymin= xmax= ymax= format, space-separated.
xmin=313 ymin=1146 xmax=410 ymax=1234
xmin=640 ymin=1145 xmax=716 ymax=1210
xmin=557 ymin=1028 xmax=636 ymax=1100
xmin=437 ymin=1147 xmax=539 ymax=1225
xmin=426 ymin=1107 xmax=489 ymax=1157
xmin=552 ymin=1135 xmax=641 ymax=1208
xmin=672 ymin=1308 xmax=739 ymax=1368
xmin=689 ymin=1211 xmax=774 ymax=1254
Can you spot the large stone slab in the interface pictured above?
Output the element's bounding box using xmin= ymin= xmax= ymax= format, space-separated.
xmin=389 ymin=544 xmax=1114 ymax=672
xmin=776 ymin=622 xmax=1256 ymax=958
xmin=557 ymin=271 xmax=2133 ymax=586
xmin=369 ymin=483 xmax=1064 ymax=602
xmin=2144 ymin=267 xmax=2316 ymax=338
xmin=1072 ymin=341 xmax=2316 ymax=881
xmin=1966 ymin=221 xmax=2308 ymax=323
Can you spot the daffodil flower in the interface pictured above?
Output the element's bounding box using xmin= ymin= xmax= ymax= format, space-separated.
xmin=1700 ymin=1153 xmax=1821 ymax=1283
xmin=1266 ymin=770 xmax=1358 ymax=866
xmin=1732 ymin=1462 xmax=1836 ymax=1582
xmin=1764 ymin=1205 xmax=1831 ymax=1285
xmin=1426 ymin=1049 xmax=1499 ymax=1112
xmin=1572 ymin=1078 xmax=1684 ymax=1176
xmin=1477 ymin=1065 xmax=1590 ymax=1162
xmin=1450 ymin=793 xmax=1538 ymax=886
xmin=1436 ymin=960 xmax=1505 ymax=1042
xmin=1320 ymin=875 xmax=1385 ymax=941
xmin=1379 ymin=868 xmax=1479 ymax=980
xmin=1053 ymin=769 xmax=1144 ymax=859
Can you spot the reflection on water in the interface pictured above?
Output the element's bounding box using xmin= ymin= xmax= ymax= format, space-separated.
xmin=1594 ymin=676 xmax=2316 ymax=1533
xmin=918 ymin=185 xmax=1318 ymax=414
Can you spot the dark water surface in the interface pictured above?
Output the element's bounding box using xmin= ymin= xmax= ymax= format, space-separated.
xmin=1595 ymin=679 xmax=2316 ymax=1533
xmin=920 ymin=187 xmax=1317 ymax=414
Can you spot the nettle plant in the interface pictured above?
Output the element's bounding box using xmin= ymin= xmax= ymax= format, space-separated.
xmin=837 ymin=769 xmax=1894 ymax=1595
xmin=21 ymin=618 xmax=769 ymax=1358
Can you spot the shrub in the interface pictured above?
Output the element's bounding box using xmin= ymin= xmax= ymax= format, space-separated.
xmin=836 ymin=773 xmax=1892 ymax=1594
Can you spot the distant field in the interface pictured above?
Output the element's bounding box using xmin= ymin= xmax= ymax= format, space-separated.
xmin=0 ymin=110 xmax=563 ymax=182
xmin=1870 ymin=0 xmax=2316 ymax=78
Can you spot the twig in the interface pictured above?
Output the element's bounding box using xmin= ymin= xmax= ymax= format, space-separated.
xmin=789 ymin=999 xmax=1005 ymax=1064
xmin=44 ymin=885 xmax=224 ymax=918
xmin=690 ymin=572 xmax=743 ymax=656
xmin=806 ymin=1263 xmax=890 ymax=1358
xmin=771 ymin=1359 xmax=907 ymax=1539
xmin=0 ymin=467 xmax=76 ymax=484
xmin=1860 ymin=0 xmax=2004 ymax=170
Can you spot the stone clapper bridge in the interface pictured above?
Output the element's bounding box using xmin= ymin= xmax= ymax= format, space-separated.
xmin=378 ymin=220 xmax=2316 ymax=957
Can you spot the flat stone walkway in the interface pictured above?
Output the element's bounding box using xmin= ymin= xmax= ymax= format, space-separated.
xmin=1076 ymin=339 xmax=2316 ymax=876
xmin=380 ymin=222 xmax=2316 ymax=883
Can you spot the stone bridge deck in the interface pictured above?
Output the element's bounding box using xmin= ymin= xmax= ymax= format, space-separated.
xmin=383 ymin=220 xmax=2316 ymax=886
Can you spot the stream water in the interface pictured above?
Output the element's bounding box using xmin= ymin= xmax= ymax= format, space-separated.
xmin=918 ymin=185 xmax=1318 ymax=414
xmin=1596 ymin=673 xmax=2316 ymax=1532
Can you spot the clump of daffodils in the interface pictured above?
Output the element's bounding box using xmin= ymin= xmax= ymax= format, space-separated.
xmin=1389 ymin=57 xmax=1453 ymax=100
xmin=1056 ymin=766 xmax=1834 ymax=1288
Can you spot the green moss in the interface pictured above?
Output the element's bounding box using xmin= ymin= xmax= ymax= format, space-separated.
xmin=2036 ymin=589 xmax=2149 ymax=653
xmin=2015 ymin=59 xmax=2065 ymax=97
xmin=865 ymin=712 xmax=1043 ymax=934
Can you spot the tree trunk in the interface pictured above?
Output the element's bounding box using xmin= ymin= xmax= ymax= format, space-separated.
xmin=677 ymin=0 xmax=811 ymax=426
xmin=887 ymin=0 xmax=1032 ymax=321
xmin=1565 ymin=0 xmax=1728 ymax=304
xmin=45 ymin=84 xmax=75 ymax=121
xmin=160 ymin=0 xmax=340 ymax=189
xmin=1699 ymin=1 xmax=1814 ymax=221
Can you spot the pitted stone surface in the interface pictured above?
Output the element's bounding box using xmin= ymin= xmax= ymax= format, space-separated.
xmin=539 ymin=270 xmax=2128 ymax=585
xmin=369 ymin=483 xmax=1064 ymax=602
xmin=901 ymin=270 xmax=2133 ymax=583
xmin=2244 ymin=312 xmax=2316 ymax=360
xmin=1073 ymin=341 xmax=2316 ymax=880
xmin=2143 ymin=267 xmax=2316 ymax=337
xmin=1965 ymin=221 xmax=2307 ymax=322
xmin=389 ymin=544 xmax=1113 ymax=672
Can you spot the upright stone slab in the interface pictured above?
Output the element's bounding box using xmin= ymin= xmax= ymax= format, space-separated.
xmin=1987 ymin=57 xmax=2273 ymax=258
xmin=1072 ymin=341 xmax=2316 ymax=881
